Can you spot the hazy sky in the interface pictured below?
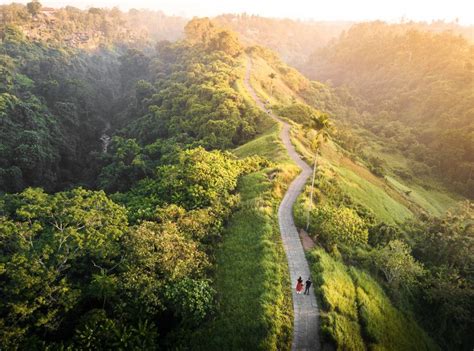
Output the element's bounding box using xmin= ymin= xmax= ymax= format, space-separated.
xmin=3 ymin=0 xmax=474 ymax=24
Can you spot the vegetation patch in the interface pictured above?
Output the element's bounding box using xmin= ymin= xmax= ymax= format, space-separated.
xmin=309 ymin=249 xmax=438 ymax=351
xmin=194 ymin=170 xmax=293 ymax=350
xmin=350 ymin=269 xmax=438 ymax=351
xmin=308 ymin=249 xmax=365 ymax=351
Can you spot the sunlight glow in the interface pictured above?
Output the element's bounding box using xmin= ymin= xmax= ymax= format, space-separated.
xmin=2 ymin=0 xmax=474 ymax=24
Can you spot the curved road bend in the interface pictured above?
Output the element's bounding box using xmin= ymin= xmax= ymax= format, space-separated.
xmin=244 ymin=57 xmax=320 ymax=351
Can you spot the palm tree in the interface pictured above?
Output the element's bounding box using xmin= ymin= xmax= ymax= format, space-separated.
xmin=306 ymin=113 xmax=331 ymax=231
xmin=268 ymin=72 xmax=276 ymax=96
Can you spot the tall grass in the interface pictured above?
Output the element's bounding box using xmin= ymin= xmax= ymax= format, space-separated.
xmin=308 ymin=248 xmax=438 ymax=351
xmin=193 ymin=171 xmax=293 ymax=350
xmin=350 ymin=269 xmax=438 ymax=351
xmin=192 ymin=121 xmax=297 ymax=350
xmin=308 ymin=249 xmax=366 ymax=351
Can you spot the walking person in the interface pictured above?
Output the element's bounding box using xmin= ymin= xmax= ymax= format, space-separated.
xmin=296 ymin=276 xmax=304 ymax=294
xmin=304 ymin=277 xmax=312 ymax=295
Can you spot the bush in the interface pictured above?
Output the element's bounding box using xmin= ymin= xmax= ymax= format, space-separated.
xmin=309 ymin=205 xmax=369 ymax=247
xmin=373 ymin=240 xmax=424 ymax=288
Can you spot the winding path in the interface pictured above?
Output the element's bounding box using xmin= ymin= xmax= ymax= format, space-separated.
xmin=244 ymin=58 xmax=320 ymax=351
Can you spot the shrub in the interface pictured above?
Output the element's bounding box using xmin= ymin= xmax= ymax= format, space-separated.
xmin=310 ymin=205 xmax=369 ymax=247
xmin=373 ymin=240 xmax=424 ymax=288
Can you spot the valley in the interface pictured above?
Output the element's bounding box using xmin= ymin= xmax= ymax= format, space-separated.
xmin=0 ymin=3 xmax=472 ymax=350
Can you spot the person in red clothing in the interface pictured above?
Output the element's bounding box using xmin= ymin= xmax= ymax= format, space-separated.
xmin=296 ymin=276 xmax=304 ymax=294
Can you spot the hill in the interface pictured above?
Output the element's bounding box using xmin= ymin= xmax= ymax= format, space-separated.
xmin=303 ymin=21 xmax=474 ymax=198
xmin=0 ymin=3 xmax=185 ymax=48
xmin=244 ymin=42 xmax=471 ymax=349
xmin=0 ymin=9 xmax=472 ymax=351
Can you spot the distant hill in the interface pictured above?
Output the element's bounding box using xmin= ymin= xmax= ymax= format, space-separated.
xmin=303 ymin=21 xmax=474 ymax=198
xmin=0 ymin=4 xmax=186 ymax=49
xmin=214 ymin=14 xmax=352 ymax=67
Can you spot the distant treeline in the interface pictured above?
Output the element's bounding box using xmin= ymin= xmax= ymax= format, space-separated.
xmin=304 ymin=21 xmax=474 ymax=198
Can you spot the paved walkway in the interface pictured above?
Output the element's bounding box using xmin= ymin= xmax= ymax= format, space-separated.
xmin=244 ymin=57 xmax=320 ymax=351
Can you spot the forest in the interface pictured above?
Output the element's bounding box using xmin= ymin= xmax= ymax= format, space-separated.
xmin=1 ymin=2 xmax=473 ymax=350
xmin=303 ymin=21 xmax=474 ymax=198
xmin=0 ymin=7 xmax=270 ymax=348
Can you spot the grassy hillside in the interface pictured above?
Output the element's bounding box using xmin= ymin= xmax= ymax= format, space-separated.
xmin=246 ymin=45 xmax=454 ymax=350
xmin=194 ymin=120 xmax=299 ymax=350
xmin=304 ymin=22 xmax=474 ymax=198
xmin=245 ymin=49 xmax=460 ymax=224
xmin=288 ymin=115 xmax=462 ymax=225
xmin=309 ymin=249 xmax=438 ymax=351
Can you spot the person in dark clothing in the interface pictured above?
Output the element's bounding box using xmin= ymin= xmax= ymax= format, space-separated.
xmin=304 ymin=278 xmax=312 ymax=295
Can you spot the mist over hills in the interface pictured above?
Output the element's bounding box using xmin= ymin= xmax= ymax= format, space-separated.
xmin=0 ymin=3 xmax=473 ymax=350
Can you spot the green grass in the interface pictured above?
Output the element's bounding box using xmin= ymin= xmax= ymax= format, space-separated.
xmin=385 ymin=176 xmax=461 ymax=216
xmin=358 ymin=134 xmax=463 ymax=216
xmin=234 ymin=123 xmax=290 ymax=163
xmin=333 ymin=165 xmax=413 ymax=224
xmin=308 ymin=249 xmax=365 ymax=351
xmin=309 ymin=249 xmax=438 ymax=351
xmin=194 ymin=171 xmax=292 ymax=350
xmin=193 ymin=111 xmax=298 ymax=350
xmin=350 ymin=269 xmax=439 ymax=351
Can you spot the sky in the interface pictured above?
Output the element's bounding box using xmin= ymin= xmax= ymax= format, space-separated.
xmin=3 ymin=0 xmax=474 ymax=25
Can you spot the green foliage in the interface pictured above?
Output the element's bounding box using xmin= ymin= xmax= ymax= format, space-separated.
xmin=73 ymin=309 xmax=158 ymax=350
xmin=185 ymin=18 xmax=243 ymax=57
xmin=122 ymin=35 xmax=264 ymax=151
xmin=308 ymin=205 xmax=369 ymax=247
xmin=194 ymin=170 xmax=292 ymax=351
xmin=164 ymin=278 xmax=215 ymax=327
xmin=368 ymin=223 xmax=403 ymax=247
xmin=0 ymin=187 xmax=128 ymax=348
xmin=373 ymin=240 xmax=424 ymax=288
xmin=26 ymin=1 xmax=41 ymax=16
xmin=307 ymin=22 xmax=474 ymax=197
xmin=0 ymin=146 xmax=247 ymax=348
xmin=155 ymin=147 xmax=242 ymax=209
xmin=308 ymin=249 xmax=365 ymax=350
xmin=99 ymin=137 xmax=148 ymax=192
xmin=405 ymin=202 xmax=474 ymax=349
xmin=114 ymin=147 xmax=243 ymax=222
xmin=275 ymin=102 xmax=328 ymax=128
xmin=409 ymin=202 xmax=473 ymax=274
xmin=0 ymin=25 xmax=126 ymax=192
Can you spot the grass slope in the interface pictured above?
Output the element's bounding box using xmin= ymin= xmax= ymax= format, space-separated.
xmin=195 ymin=171 xmax=292 ymax=350
xmin=318 ymin=139 xmax=414 ymax=224
xmin=234 ymin=123 xmax=290 ymax=163
xmin=309 ymin=249 xmax=365 ymax=351
xmin=292 ymin=123 xmax=461 ymax=224
xmin=350 ymin=269 xmax=438 ymax=351
xmin=195 ymin=120 xmax=298 ymax=350
xmin=359 ymin=135 xmax=462 ymax=216
xmin=309 ymin=249 xmax=438 ymax=351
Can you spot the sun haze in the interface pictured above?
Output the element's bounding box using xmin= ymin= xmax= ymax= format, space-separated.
xmin=2 ymin=0 xmax=474 ymax=24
